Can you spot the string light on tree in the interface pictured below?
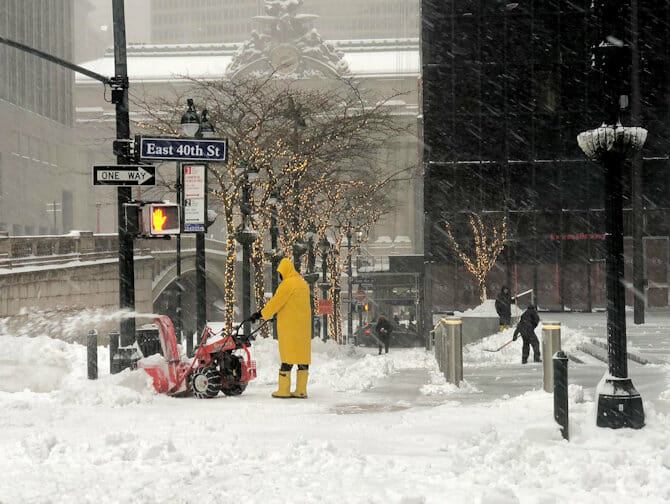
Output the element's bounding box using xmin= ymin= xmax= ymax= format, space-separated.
xmin=444 ymin=213 xmax=508 ymax=303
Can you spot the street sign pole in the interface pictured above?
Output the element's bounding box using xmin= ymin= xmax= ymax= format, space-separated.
xmin=112 ymin=0 xmax=135 ymax=347
xmin=175 ymin=162 xmax=182 ymax=344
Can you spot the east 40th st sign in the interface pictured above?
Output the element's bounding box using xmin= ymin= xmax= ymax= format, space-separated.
xmin=138 ymin=137 xmax=227 ymax=162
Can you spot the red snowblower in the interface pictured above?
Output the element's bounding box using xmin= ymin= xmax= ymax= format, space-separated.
xmin=138 ymin=315 xmax=267 ymax=398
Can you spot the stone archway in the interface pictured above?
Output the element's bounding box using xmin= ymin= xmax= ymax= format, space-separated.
xmin=152 ymin=257 xmax=229 ymax=335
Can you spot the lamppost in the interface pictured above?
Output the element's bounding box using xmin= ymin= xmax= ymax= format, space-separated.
xmin=304 ymin=228 xmax=320 ymax=339
xmin=235 ymin=162 xmax=259 ymax=339
xmin=346 ymin=230 xmax=353 ymax=343
xmin=267 ymin=190 xmax=282 ymax=339
xmin=180 ymin=100 xmax=216 ymax=349
xmin=172 ymin=100 xmax=200 ymax=343
xmin=577 ymin=4 xmax=647 ymax=429
xmin=195 ymin=108 xmax=215 ymax=344
xmin=287 ymin=95 xmax=306 ymax=270
xmin=318 ymin=236 xmax=331 ymax=341
xmin=292 ymin=238 xmax=308 ymax=273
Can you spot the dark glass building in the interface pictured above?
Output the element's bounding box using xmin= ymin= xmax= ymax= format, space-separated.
xmin=421 ymin=1 xmax=670 ymax=311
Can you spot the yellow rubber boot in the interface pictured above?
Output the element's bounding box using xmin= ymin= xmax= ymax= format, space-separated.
xmin=271 ymin=371 xmax=292 ymax=398
xmin=499 ymin=325 xmax=505 ymax=332
xmin=292 ymin=370 xmax=309 ymax=399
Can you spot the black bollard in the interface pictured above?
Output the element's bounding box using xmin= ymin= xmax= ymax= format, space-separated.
xmin=109 ymin=330 xmax=120 ymax=374
xmin=553 ymin=350 xmax=569 ymax=441
xmin=186 ymin=331 xmax=193 ymax=358
xmin=87 ymin=330 xmax=98 ymax=380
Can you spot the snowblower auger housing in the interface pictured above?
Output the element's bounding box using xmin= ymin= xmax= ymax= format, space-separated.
xmin=138 ymin=315 xmax=257 ymax=398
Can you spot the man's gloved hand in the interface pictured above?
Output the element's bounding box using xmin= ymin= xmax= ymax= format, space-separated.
xmin=512 ymin=334 xmax=518 ymax=341
xmin=249 ymin=311 xmax=263 ymax=323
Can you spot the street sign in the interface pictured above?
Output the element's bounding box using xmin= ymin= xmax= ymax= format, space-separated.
xmin=182 ymin=164 xmax=207 ymax=232
xmin=355 ymin=290 xmax=366 ymax=302
xmin=138 ymin=136 xmax=227 ymax=162
xmin=93 ymin=165 xmax=155 ymax=186
xmin=317 ymin=299 xmax=334 ymax=316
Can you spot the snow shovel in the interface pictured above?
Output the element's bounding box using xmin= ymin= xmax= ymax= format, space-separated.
xmin=483 ymin=339 xmax=515 ymax=352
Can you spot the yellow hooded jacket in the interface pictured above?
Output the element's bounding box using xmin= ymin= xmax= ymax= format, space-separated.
xmin=261 ymin=258 xmax=311 ymax=364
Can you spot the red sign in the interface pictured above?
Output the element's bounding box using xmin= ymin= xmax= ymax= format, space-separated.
xmin=317 ymin=299 xmax=334 ymax=315
xmin=355 ymin=290 xmax=366 ymax=302
xmin=550 ymin=233 xmax=605 ymax=241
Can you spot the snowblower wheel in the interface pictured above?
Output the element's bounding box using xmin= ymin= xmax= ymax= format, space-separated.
xmin=189 ymin=367 xmax=221 ymax=399
xmin=221 ymin=383 xmax=248 ymax=396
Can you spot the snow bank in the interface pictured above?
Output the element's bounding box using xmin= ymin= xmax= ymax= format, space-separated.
xmin=2 ymin=317 xmax=670 ymax=503
xmin=456 ymin=298 xmax=498 ymax=317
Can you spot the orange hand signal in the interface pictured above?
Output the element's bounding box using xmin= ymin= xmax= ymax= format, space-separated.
xmin=152 ymin=208 xmax=168 ymax=231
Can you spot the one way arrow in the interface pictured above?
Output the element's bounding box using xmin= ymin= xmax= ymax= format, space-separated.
xmin=92 ymin=165 xmax=156 ymax=186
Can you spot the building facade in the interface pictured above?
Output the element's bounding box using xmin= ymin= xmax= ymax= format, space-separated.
xmin=150 ymin=0 xmax=418 ymax=44
xmin=422 ymin=0 xmax=670 ymax=311
xmin=0 ymin=0 xmax=94 ymax=236
xmin=77 ymin=8 xmax=421 ymax=253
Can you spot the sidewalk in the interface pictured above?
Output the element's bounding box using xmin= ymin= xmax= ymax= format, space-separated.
xmin=332 ymin=311 xmax=670 ymax=414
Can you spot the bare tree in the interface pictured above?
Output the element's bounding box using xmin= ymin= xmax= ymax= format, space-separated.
xmin=444 ymin=213 xmax=508 ymax=303
xmin=132 ymin=74 xmax=411 ymax=331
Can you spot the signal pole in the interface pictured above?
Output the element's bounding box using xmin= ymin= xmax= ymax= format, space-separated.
xmin=112 ymin=0 xmax=136 ymax=346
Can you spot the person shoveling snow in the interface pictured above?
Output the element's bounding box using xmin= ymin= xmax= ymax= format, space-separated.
xmin=512 ymin=305 xmax=541 ymax=364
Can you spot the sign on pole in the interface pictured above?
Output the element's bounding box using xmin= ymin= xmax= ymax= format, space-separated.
xmin=317 ymin=299 xmax=334 ymax=316
xmin=138 ymin=136 xmax=227 ymax=162
xmin=182 ymin=164 xmax=207 ymax=232
xmin=93 ymin=165 xmax=155 ymax=186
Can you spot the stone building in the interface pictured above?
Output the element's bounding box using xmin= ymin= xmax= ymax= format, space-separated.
xmin=0 ymin=0 xmax=94 ymax=236
xmin=76 ymin=2 xmax=422 ymax=255
xmin=421 ymin=0 xmax=670 ymax=311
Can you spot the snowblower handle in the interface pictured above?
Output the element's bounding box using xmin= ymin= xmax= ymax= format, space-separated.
xmin=232 ymin=315 xmax=276 ymax=345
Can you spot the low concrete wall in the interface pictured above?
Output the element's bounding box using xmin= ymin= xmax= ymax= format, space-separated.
xmin=460 ymin=316 xmax=501 ymax=345
xmin=0 ymin=256 xmax=154 ymax=343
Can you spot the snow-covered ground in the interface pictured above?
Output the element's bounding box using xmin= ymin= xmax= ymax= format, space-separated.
xmin=2 ymin=313 xmax=670 ymax=503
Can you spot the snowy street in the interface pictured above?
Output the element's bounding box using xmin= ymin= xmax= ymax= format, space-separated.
xmin=2 ymin=312 xmax=670 ymax=503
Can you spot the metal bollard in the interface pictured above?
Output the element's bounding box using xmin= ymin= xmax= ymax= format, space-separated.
xmin=553 ymin=350 xmax=569 ymax=440
xmin=434 ymin=329 xmax=444 ymax=374
xmin=87 ymin=330 xmax=98 ymax=380
xmin=109 ymin=330 xmax=120 ymax=374
xmin=542 ymin=322 xmax=561 ymax=392
xmin=444 ymin=318 xmax=463 ymax=386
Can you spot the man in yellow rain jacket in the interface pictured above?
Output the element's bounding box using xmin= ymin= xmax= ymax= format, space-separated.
xmin=250 ymin=258 xmax=311 ymax=398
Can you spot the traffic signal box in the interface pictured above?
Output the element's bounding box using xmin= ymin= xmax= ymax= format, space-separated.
xmin=143 ymin=203 xmax=180 ymax=235
xmin=124 ymin=202 xmax=180 ymax=237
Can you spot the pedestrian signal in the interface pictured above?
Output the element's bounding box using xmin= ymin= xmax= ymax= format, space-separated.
xmin=141 ymin=203 xmax=180 ymax=236
xmin=364 ymin=303 xmax=369 ymax=312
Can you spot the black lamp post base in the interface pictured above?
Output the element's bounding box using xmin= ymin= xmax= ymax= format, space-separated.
xmin=596 ymin=377 xmax=645 ymax=429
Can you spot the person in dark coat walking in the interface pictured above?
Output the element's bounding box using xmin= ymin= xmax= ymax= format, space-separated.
xmin=375 ymin=315 xmax=393 ymax=355
xmin=495 ymin=286 xmax=513 ymax=331
xmin=512 ymin=305 xmax=541 ymax=364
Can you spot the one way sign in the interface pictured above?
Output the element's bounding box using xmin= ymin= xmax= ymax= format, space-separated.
xmin=93 ymin=165 xmax=156 ymax=186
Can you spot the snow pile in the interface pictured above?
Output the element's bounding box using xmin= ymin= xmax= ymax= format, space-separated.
xmin=0 ymin=333 xmax=157 ymax=407
xmin=2 ymin=315 xmax=670 ymax=503
xmin=456 ymin=298 xmax=498 ymax=317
